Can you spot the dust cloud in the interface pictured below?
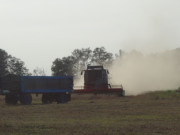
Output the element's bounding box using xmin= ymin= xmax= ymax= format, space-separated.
xmin=109 ymin=49 xmax=180 ymax=95
xmin=74 ymin=75 xmax=84 ymax=88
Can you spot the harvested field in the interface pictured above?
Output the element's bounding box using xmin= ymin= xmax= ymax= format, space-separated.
xmin=0 ymin=91 xmax=180 ymax=135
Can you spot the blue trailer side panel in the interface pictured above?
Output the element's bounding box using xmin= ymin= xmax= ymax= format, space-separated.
xmin=21 ymin=76 xmax=73 ymax=93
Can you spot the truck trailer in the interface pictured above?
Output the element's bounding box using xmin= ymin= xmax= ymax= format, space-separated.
xmin=0 ymin=74 xmax=73 ymax=105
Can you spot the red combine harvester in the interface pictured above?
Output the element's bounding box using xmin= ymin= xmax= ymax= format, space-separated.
xmin=74 ymin=65 xmax=125 ymax=96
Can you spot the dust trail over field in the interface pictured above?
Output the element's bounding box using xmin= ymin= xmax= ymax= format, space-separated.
xmin=109 ymin=49 xmax=180 ymax=95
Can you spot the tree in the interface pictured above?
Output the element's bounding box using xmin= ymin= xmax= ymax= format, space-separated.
xmin=0 ymin=49 xmax=9 ymax=77
xmin=72 ymin=48 xmax=92 ymax=74
xmin=91 ymin=47 xmax=113 ymax=66
xmin=51 ymin=56 xmax=75 ymax=76
xmin=7 ymin=56 xmax=30 ymax=76
xmin=0 ymin=48 xmax=30 ymax=76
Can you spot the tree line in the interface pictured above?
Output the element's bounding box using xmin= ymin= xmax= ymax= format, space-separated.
xmin=2 ymin=47 xmax=179 ymax=78
xmin=51 ymin=47 xmax=113 ymax=77
xmin=0 ymin=47 xmax=114 ymax=77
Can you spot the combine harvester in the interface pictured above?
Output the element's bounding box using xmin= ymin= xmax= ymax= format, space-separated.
xmin=74 ymin=65 xmax=125 ymax=96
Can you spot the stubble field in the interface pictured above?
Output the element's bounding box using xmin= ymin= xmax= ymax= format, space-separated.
xmin=0 ymin=91 xmax=180 ymax=135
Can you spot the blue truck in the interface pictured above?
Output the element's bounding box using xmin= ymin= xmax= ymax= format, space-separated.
xmin=0 ymin=74 xmax=73 ymax=105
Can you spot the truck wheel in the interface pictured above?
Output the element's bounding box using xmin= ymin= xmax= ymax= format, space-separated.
xmin=67 ymin=94 xmax=71 ymax=101
xmin=57 ymin=94 xmax=69 ymax=103
xmin=20 ymin=94 xmax=32 ymax=105
xmin=5 ymin=94 xmax=18 ymax=105
xmin=60 ymin=95 xmax=67 ymax=103
xmin=42 ymin=94 xmax=48 ymax=104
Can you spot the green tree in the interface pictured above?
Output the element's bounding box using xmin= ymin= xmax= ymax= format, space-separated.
xmin=51 ymin=56 xmax=75 ymax=76
xmin=51 ymin=47 xmax=114 ymax=77
xmin=91 ymin=47 xmax=113 ymax=66
xmin=0 ymin=49 xmax=9 ymax=77
xmin=72 ymin=48 xmax=92 ymax=74
xmin=7 ymin=56 xmax=30 ymax=76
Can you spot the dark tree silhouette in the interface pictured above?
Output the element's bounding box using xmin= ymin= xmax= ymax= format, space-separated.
xmin=51 ymin=56 xmax=75 ymax=76
xmin=0 ymin=48 xmax=30 ymax=76
xmin=7 ymin=56 xmax=30 ymax=76
xmin=51 ymin=47 xmax=114 ymax=77
xmin=91 ymin=47 xmax=113 ymax=66
xmin=0 ymin=49 xmax=9 ymax=77
xmin=72 ymin=48 xmax=92 ymax=73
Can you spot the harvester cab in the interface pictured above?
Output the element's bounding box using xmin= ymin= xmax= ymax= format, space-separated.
xmin=81 ymin=65 xmax=109 ymax=89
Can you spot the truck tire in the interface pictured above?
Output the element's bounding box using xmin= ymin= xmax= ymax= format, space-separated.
xmin=20 ymin=93 xmax=32 ymax=105
xmin=57 ymin=94 xmax=70 ymax=104
xmin=5 ymin=94 xmax=18 ymax=105
xmin=67 ymin=94 xmax=71 ymax=101
xmin=42 ymin=94 xmax=48 ymax=104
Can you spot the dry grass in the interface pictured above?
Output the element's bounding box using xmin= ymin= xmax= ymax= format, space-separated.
xmin=0 ymin=91 xmax=180 ymax=135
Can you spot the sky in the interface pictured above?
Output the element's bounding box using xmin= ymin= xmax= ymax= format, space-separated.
xmin=0 ymin=0 xmax=180 ymax=75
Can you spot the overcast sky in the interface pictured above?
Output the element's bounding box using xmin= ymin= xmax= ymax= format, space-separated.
xmin=0 ymin=0 xmax=180 ymax=75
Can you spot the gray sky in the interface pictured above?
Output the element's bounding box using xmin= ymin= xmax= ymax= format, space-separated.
xmin=0 ymin=0 xmax=180 ymax=75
